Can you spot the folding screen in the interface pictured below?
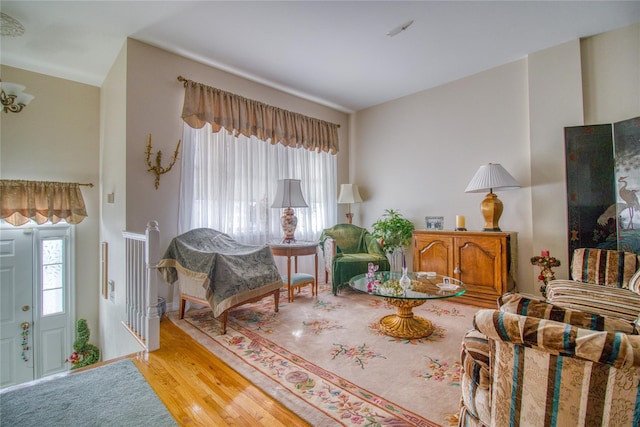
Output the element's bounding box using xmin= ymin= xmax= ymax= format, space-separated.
xmin=612 ymin=117 xmax=640 ymax=252
xmin=565 ymin=116 xmax=640 ymax=259
xmin=565 ymin=124 xmax=615 ymax=257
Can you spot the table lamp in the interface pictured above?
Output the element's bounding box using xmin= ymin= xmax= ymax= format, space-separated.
xmin=464 ymin=163 xmax=520 ymax=231
xmin=271 ymin=179 xmax=308 ymax=243
xmin=337 ymin=184 xmax=363 ymax=224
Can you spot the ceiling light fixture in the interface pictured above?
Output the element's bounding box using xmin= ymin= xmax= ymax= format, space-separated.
xmin=1 ymin=12 xmax=25 ymax=37
xmin=1 ymin=80 xmax=35 ymax=113
xmin=386 ymin=20 xmax=414 ymax=37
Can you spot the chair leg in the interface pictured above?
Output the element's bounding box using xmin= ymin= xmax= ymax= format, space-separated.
xmin=334 ymin=282 xmax=343 ymax=296
xmin=179 ymin=296 xmax=186 ymax=319
xmin=273 ymin=289 xmax=280 ymax=313
xmin=219 ymin=311 xmax=228 ymax=334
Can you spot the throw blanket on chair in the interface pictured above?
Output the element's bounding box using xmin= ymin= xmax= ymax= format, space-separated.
xmin=158 ymin=228 xmax=282 ymax=317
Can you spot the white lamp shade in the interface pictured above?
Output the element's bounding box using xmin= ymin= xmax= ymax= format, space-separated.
xmin=16 ymin=92 xmax=34 ymax=105
xmin=271 ymin=179 xmax=308 ymax=208
xmin=465 ymin=163 xmax=520 ymax=193
xmin=337 ymin=184 xmax=363 ymax=204
xmin=0 ymin=82 xmax=26 ymax=93
xmin=0 ymin=81 xmax=34 ymax=106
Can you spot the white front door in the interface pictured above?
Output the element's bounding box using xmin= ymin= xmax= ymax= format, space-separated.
xmin=0 ymin=225 xmax=74 ymax=389
xmin=0 ymin=228 xmax=35 ymax=387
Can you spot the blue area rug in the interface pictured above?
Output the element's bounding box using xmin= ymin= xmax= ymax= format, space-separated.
xmin=0 ymin=359 xmax=176 ymax=426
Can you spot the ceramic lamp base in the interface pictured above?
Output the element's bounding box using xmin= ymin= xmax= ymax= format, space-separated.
xmin=480 ymin=192 xmax=503 ymax=232
xmin=281 ymin=207 xmax=298 ymax=243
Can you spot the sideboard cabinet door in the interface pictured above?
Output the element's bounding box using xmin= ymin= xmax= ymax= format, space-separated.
xmin=413 ymin=233 xmax=453 ymax=275
xmin=455 ymin=235 xmax=506 ymax=305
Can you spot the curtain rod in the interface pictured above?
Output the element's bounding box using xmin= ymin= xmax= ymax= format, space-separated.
xmin=177 ymin=75 xmax=340 ymax=128
xmin=1 ymin=179 xmax=94 ymax=188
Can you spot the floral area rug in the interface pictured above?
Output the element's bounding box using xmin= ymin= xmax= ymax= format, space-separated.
xmin=169 ymin=283 xmax=481 ymax=427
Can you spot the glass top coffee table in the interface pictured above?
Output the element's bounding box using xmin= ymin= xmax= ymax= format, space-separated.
xmin=349 ymin=271 xmax=466 ymax=339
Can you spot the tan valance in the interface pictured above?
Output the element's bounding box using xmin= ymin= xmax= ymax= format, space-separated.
xmin=178 ymin=76 xmax=339 ymax=154
xmin=0 ymin=180 xmax=91 ymax=226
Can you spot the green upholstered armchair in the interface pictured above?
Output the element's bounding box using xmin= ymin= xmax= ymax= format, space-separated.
xmin=319 ymin=224 xmax=390 ymax=295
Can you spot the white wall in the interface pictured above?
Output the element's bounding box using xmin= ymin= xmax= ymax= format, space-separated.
xmin=0 ymin=65 xmax=101 ymax=344
xmin=582 ymin=22 xmax=640 ymax=125
xmin=99 ymin=43 xmax=142 ymax=359
xmin=528 ymin=40 xmax=585 ymax=282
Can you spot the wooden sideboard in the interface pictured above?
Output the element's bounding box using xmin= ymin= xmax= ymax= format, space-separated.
xmin=412 ymin=230 xmax=516 ymax=308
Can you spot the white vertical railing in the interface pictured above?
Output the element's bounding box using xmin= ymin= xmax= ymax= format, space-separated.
xmin=122 ymin=220 xmax=160 ymax=352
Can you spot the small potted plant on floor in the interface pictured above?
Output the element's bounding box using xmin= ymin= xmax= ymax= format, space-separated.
xmin=66 ymin=318 xmax=100 ymax=370
xmin=372 ymin=209 xmax=415 ymax=271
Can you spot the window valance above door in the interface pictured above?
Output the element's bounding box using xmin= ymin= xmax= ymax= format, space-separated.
xmin=178 ymin=76 xmax=340 ymax=154
xmin=0 ymin=180 xmax=91 ymax=226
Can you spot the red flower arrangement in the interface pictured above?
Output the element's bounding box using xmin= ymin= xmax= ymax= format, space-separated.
xmin=65 ymin=350 xmax=83 ymax=366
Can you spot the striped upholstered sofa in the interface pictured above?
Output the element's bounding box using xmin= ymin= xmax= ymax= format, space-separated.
xmin=545 ymin=248 xmax=640 ymax=322
xmin=458 ymin=293 xmax=640 ymax=427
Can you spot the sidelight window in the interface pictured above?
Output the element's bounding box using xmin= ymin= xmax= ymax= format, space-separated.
xmin=41 ymin=238 xmax=65 ymax=316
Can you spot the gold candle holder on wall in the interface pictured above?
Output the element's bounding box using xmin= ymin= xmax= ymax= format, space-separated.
xmin=145 ymin=133 xmax=181 ymax=189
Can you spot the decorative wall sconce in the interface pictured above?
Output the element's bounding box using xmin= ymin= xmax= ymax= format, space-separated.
xmin=145 ymin=133 xmax=181 ymax=190
xmin=0 ymin=80 xmax=34 ymax=113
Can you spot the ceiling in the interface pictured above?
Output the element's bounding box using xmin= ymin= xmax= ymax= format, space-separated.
xmin=2 ymin=1 xmax=640 ymax=113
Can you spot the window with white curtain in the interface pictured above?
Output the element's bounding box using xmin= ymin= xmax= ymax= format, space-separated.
xmin=179 ymin=123 xmax=337 ymax=245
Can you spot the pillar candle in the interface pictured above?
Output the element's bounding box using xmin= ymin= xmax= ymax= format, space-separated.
xmin=456 ymin=215 xmax=466 ymax=229
xmin=541 ymin=250 xmax=550 ymax=257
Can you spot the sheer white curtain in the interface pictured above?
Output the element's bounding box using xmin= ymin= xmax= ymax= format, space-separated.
xmin=179 ymin=123 xmax=337 ymax=245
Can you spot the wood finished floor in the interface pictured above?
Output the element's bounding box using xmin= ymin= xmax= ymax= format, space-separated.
xmin=131 ymin=319 xmax=311 ymax=426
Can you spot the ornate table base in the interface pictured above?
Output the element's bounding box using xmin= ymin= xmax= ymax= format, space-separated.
xmin=379 ymin=298 xmax=434 ymax=339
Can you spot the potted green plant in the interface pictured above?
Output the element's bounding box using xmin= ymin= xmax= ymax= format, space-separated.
xmin=371 ymin=209 xmax=415 ymax=271
xmin=66 ymin=318 xmax=100 ymax=370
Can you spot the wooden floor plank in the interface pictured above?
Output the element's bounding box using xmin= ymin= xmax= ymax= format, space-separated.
xmin=132 ymin=319 xmax=311 ymax=427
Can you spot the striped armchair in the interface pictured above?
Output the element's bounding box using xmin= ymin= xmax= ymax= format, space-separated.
xmin=546 ymin=248 xmax=640 ymax=322
xmin=459 ymin=294 xmax=640 ymax=427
